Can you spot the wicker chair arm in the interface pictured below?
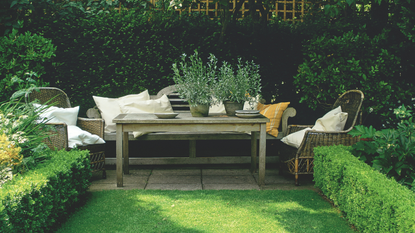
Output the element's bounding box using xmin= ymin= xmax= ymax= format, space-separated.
xmin=43 ymin=123 xmax=68 ymax=151
xmin=296 ymin=129 xmax=359 ymax=159
xmin=77 ymin=117 xmax=105 ymax=138
xmin=287 ymin=125 xmax=314 ymax=134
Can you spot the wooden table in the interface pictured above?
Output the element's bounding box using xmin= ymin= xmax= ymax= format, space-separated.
xmin=113 ymin=113 xmax=270 ymax=187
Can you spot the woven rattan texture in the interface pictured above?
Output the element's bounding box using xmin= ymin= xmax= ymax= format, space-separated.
xmin=282 ymin=90 xmax=364 ymax=185
xmin=26 ymin=87 xmax=106 ymax=178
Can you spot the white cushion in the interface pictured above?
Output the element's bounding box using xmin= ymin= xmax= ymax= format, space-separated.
xmin=312 ymin=106 xmax=348 ymax=131
xmin=93 ymin=90 xmax=150 ymax=133
xmin=119 ymin=94 xmax=174 ymax=138
xmin=67 ymin=125 xmax=105 ymax=148
xmin=210 ymin=102 xmax=226 ymax=114
xmin=281 ymin=106 xmax=348 ymax=148
xmin=34 ymin=104 xmax=79 ymax=126
xmin=281 ymin=128 xmax=312 ymax=148
xmin=119 ymin=94 xmax=173 ymax=114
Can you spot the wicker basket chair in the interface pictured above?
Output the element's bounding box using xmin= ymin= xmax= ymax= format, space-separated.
xmin=26 ymin=87 xmax=106 ymax=178
xmin=281 ymin=90 xmax=364 ymax=186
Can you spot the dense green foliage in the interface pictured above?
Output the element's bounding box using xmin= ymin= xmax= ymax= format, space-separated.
xmin=293 ymin=12 xmax=415 ymax=128
xmin=0 ymin=149 xmax=91 ymax=233
xmin=314 ymin=145 xmax=415 ymax=232
xmin=349 ymin=104 xmax=415 ymax=191
xmin=0 ymin=29 xmax=55 ymax=101
xmin=24 ymin=9 xmax=304 ymax=118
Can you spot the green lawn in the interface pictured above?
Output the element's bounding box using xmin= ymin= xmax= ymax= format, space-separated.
xmin=57 ymin=189 xmax=354 ymax=233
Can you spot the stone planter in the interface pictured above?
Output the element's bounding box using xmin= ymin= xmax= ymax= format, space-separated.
xmin=223 ymin=101 xmax=244 ymax=116
xmin=190 ymin=104 xmax=210 ymax=117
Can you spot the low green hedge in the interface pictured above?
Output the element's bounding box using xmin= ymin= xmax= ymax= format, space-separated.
xmin=314 ymin=145 xmax=415 ymax=232
xmin=0 ymin=149 xmax=91 ymax=233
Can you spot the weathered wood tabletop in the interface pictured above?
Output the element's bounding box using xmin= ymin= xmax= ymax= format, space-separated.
xmin=113 ymin=113 xmax=270 ymax=187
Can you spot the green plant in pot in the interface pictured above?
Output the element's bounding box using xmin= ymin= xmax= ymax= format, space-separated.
xmin=172 ymin=51 xmax=217 ymax=117
xmin=213 ymin=58 xmax=262 ymax=116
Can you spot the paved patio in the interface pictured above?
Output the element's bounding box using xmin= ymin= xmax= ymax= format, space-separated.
xmin=89 ymin=164 xmax=317 ymax=191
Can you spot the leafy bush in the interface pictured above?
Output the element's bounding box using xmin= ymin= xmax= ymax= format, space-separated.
xmin=349 ymin=104 xmax=415 ymax=191
xmin=314 ymin=145 xmax=415 ymax=232
xmin=294 ymin=28 xmax=410 ymax=122
xmin=0 ymin=149 xmax=91 ymax=233
xmin=0 ymin=29 xmax=55 ymax=102
xmin=27 ymin=11 xmax=222 ymax=115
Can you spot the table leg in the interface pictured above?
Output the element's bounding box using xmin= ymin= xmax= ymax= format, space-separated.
xmin=123 ymin=132 xmax=129 ymax=174
xmin=116 ymin=124 xmax=123 ymax=187
xmin=250 ymin=131 xmax=258 ymax=173
xmin=258 ymin=124 xmax=266 ymax=186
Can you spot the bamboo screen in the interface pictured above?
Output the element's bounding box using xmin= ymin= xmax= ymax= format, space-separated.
xmin=151 ymin=0 xmax=309 ymax=22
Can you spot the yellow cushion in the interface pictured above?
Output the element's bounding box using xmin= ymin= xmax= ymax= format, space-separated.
xmin=257 ymin=102 xmax=290 ymax=137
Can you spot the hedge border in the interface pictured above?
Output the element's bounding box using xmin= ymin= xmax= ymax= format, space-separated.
xmin=0 ymin=149 xmax=91 ymax=232
xmin=314 ymin=145 xmax=415 ymax=232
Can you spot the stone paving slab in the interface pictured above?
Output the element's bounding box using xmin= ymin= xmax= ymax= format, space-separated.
xmin=151 ymin=168 xmax=201 ymax=176
xmin=88 ymin=166 xmax=316 ymax=191
xmin=202 ymin=175 xmax=256 ymax=184
xmin=148 ymin=175 xmax=201 ymax=184
xmin=203 ymin=183 xmax=259 ymax=190
xmin=202 ymin=169 xmax=252 ymax=176
xmin=146 ymin=183 xmax=202 ymax=191
xmin=89 ymin=183 xmax=146 ymax=191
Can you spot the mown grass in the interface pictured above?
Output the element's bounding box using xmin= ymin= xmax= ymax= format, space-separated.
xmin=57 ymin=189 xmax=354 ymax=233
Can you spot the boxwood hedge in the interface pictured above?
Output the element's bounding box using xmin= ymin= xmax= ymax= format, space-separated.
xmin=314 ymin=145 xmax=415 ymax=232
xmin=0 ymin=149 xmax=91 ymax=233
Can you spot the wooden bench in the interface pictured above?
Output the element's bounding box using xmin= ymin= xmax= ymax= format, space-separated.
xmin=86 ymin=85 xmax=296 ymax=165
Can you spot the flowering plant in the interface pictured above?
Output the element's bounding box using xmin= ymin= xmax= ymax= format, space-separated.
xmin=0 ymin=100 xmax=52 ymax=185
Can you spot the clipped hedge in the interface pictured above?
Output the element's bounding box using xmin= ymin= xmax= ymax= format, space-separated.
xmin=0 ymin=149 xmax=91 ymax=233
xmin=314 ymin=145 xmax=415 ymax=232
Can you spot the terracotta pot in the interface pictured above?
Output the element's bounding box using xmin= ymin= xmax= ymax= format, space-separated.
xmin=223 ymin=101 xmax=244 ymax=116
xmin=190 ymin=104 xmax=210 ymax=117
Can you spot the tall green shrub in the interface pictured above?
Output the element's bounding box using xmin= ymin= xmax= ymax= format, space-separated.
xmin=294 ymin=28 xmax=413 ymax=127
xmin=27 ymin=11 xmax=221 ymax=115
xmin=0 ymin=29 xmax=55 ymax=101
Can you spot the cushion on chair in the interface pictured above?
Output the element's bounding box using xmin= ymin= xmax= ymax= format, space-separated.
xmin=281 ymin=127 xmax=312 ymax=148
xmin=93 ymin=90 xmax=150 ymax=133
xmin=34 ymin=104 xmax=79 ymax=126
xmin=118 ymin=94 xmax=174 ymax=138
xmin=34 ymin=103 xmax=105 ymax=148
xmin=281 ymin=106 xmax=348 ymax=148
xmin=68 ymin=125 xmax=105 ymax=148
xmin=257 ymin=102 xmax=290 ymax=137
xmin=312 ymin=106 xmax=348 ymax=131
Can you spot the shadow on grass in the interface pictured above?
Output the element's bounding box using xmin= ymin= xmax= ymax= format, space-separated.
xmin=55 ymin=189 xmax=354 ymax=233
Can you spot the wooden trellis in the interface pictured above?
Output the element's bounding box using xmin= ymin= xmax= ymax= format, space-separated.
xmin=151 ymin=0 xmax=309 ymax=22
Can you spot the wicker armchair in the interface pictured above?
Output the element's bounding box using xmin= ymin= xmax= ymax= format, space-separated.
xmin=281 ymin=90 xmax=364 ymax=185
xmin=26 ymin=87 xmax=106 ymax=178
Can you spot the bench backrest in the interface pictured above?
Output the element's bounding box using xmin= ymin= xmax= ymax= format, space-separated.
xmin=155 ymin=85 xmax=190 ymax=112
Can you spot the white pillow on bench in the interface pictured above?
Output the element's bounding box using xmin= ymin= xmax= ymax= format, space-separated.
xmin=119 ymin=94 xmax=174 ymax=138
xmin=93 ymin=90 xmax=150 ymax=133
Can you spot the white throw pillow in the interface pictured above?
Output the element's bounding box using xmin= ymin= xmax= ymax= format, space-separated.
xmin=34 ymin=104 xmax=79 ymax=126
xmin=281 ymin=128 xmax=312 ymax=148
xmin=312 ymin=106 xmax=348 ymax=131
xmin=67 ymin=125 xmax=105 ymax=148
xmin=119 ymin=94 xmax=173 ymax=114
xmin=93 ymin=90 xmax=150 ymax=133
xmin=119 ymin=94 xmax=174 ymax=138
